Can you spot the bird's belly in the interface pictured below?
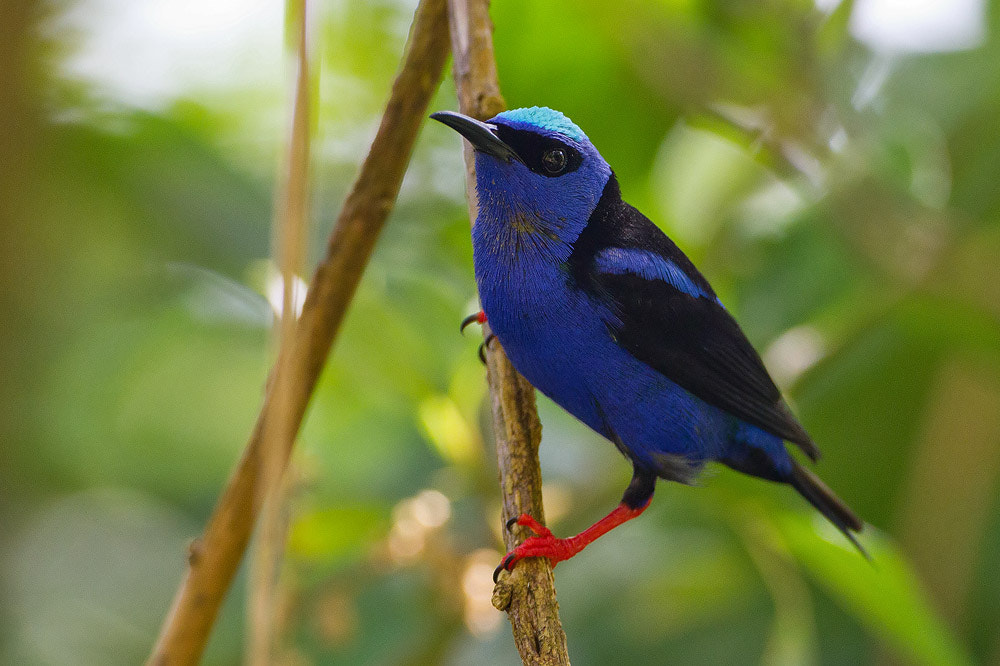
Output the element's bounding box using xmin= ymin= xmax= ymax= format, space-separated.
xmin=482 ymin=283 xmax=605 ymax=427
xmin=482 ymin=282 xmax=736 ymax=467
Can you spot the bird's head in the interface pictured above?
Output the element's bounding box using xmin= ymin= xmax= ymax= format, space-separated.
xmin=432 ymin=107 xmax=612 ymax=246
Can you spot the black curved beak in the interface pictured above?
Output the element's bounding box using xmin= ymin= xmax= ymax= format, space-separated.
xmin=430 ymin=110 xmax=523 ymax=164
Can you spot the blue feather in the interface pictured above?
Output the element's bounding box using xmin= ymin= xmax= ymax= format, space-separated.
xmin=432 ymin=106 xmax=864 ymax=565
xmin=593 ymin=247 xmax=713 ymax=300
xmin=494 ymin=106 xmax=586 ymax=142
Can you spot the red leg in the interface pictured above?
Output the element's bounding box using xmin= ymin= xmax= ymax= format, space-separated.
xmin=494 ymin=467 xmax=657 ymax=582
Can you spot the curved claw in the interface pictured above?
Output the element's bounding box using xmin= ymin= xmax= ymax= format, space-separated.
xmin=460 ymin=310 xmax=487 ymax=334
xmin=505 ymin=516 xmax=519 ymax=531
xmin=460 ymin=313 xmax=479 ymax=334
xmin=493 ymin=552 xmax=518 ymax=583
xmin=477 ymin=334 xmax=496 ymax=364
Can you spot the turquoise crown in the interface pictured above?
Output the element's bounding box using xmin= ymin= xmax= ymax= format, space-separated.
xmin=494 ymin=106 xmax=586 ymax=143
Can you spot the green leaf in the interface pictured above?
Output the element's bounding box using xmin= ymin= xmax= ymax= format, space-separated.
xmin=777 ymin=514 xmax=973 ymax=666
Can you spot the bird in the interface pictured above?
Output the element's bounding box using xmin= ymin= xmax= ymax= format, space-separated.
xmin=430 ymin=106 xmax=864 ymax=582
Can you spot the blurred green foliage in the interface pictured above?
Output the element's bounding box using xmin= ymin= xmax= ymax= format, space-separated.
xmin=3 ymin=0 xmax=1000 ymax=664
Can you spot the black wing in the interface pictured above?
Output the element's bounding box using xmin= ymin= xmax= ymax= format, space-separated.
xmin=569 ymin=176 xmax=819 ymax=460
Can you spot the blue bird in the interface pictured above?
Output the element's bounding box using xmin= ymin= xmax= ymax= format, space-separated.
xmin=431 ymin=107 xmax=864 ymax=580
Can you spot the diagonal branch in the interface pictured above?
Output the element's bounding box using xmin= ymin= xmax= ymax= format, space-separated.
xmin=146 ymin=0 xmax=450 ymax=662
xmin=444 ymin=1 xmax=571 ymax=664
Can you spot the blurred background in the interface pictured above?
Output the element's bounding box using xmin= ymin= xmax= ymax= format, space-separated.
xmin=3 ymin=0 xmax=1000 ymax=663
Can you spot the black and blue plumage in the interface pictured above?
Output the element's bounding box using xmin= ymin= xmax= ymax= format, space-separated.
xmin=431 ymin=107 xmax=863 ymax=578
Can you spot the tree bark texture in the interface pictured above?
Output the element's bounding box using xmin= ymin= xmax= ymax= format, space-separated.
xmin=445 ymin=1 xmax=571 ymax=663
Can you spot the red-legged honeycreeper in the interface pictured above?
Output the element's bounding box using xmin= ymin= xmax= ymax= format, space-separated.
xmin=431 ymin=107 xmax=865 ymax=581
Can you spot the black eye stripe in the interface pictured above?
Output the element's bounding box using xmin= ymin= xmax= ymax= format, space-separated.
xmin=494 ymin=125 xmax=583 ymax=177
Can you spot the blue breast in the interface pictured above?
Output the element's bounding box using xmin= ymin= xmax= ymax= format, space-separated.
xmin=473 ymin=221 xmax=740 ymax=471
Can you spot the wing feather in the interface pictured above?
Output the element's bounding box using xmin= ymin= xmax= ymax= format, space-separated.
xmin=569 ymin=176 xmax=820 ymax=460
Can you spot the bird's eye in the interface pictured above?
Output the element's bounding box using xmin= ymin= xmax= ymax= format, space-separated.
xmin=542 ymin=149 xmax=567 ymax=174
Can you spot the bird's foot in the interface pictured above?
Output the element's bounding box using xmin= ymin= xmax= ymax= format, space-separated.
xmin=461 ymin=311 xmax=494 ymax=363
xmin=493 ymin=514 xmax=582 ymax=582
xmin=460 ymin=310 xmax=487 ymax=333
xmin=477 ymin=334 xmax=496 ymax=364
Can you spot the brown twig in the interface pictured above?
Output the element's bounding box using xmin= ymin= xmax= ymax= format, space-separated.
xmin=146 ymin=0 xmax=450 ymax=662
xmin=444 ymin=1 xmax=571 ymax=664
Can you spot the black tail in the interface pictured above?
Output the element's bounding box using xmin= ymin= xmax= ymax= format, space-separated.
xmin=789 ymin=460 xmax=868 ymax=559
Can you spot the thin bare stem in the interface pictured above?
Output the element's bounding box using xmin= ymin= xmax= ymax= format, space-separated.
xmin=247 ymin=0 xmax=312 ymax=663
xmin=444 ymin=1 xmax=570 ymax=663
xmin=146 ymin=1 xmax=450 ymax=662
